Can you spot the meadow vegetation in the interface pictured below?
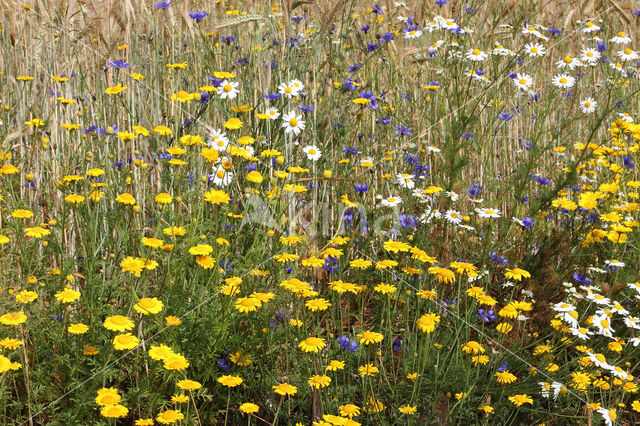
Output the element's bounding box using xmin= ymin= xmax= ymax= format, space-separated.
xmin=1 ymin=0 xmax=640 ymax=424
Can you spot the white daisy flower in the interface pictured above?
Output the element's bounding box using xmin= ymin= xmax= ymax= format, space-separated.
xmin=475 ymin=207 xmax=501 ymax=218
xmin=513 ymin=73 xmax=533 ymax=90
xmin=609 ymin=31 xmax=631 ymax=44
xmin=618 ymin=112 xmax=633 ymax=123
xmin=465 ymin=48 xmax=488 ymax=61
xmin=579 ymin=97 xmax=597 ymax=113
xmin=617 ymin=47 xmax=639 ymax=61
xmin=592 ymin=314 xmax=614 ymax=337
xmin=396 ymin=173 xmax=416 ymax=189
xmin=624 ymin=316 xmax=640 ymax=329
xmin=380 ymin=196 xmax=402 ymax=208
xmin=278 ymin=82 xmax=300 ymax=98
xmin=208 ymin=129 xmax=230 ymax=151
xmin=212 ymin=165 xmax=234 ymax=187
xmin=524 ymin=42 xmax=545 ymax=57
xmin=581 ymin=21 xmax=600 ymax=33
xmin=404 ymin=28 xmax=423 ymax=39
xmin=552 ymin=73 xmax=575 ymax=88
xmin=302 ymin=145 xmax=322 ymax=161
xmin=444 ymin=210 xmax=462 ymax=225
xmin=218 ymin=79 xmax=240 ymax=99
xmin=265 ymin=107 xmax=280 ymax=120
xmin=446 ymin=191 xmax=459 ymax=201
xmin=570 ymin=326 xmax=593 ymax=340
xmin=281 ymin=111 xmax=305 ymax=135
xmin=556 ymin=55 xmax=582 ymax=70
xmin=580 ymin=48 xmax=601 ymax=64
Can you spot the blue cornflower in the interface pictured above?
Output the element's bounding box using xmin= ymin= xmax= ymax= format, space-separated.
xmin=477 ymin=309 xmax=496 ymax=323
xmin=467 ymin=182 xmax=482 ymax=198
xmin=377 ymin=116 xmax=391 ymax=125
xmin=298 ymin=104 xmax=313 ymax=113
xmin=522 ymin=217 xmax=535 ymax=228
xmin=107 ymin=59 xmax=129 ymax=68
xmin=355 ymin=183 xmax=369 ymax=193
xmin=399 ymin=214 xmax=416 ymax=229
xmin=394 ymin=125 xmax=413 ymax=137
xmin=154 ymin=1 xmax=171 ymax=9
xmin=348 ymin=64 xmax=361 ymax=72
xmin=360 ymin=24 xmax=370 ymax=33
xmin=498 ymin=112 xmax=514 ymax=121
xmin=189 ymin=11 xmax=207 ymax=21
xmin=367 ymin=42 xmax=379 ymax=52
xmin=462 ymin=132 xmax=475 ymax=139
xmin=372 ymin=5 xmax=383 ymax=14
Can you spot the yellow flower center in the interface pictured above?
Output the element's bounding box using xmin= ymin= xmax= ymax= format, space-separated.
xmin=559 ymin=77 xmax=567 ymax=84
xmin=285 ymin=87 xmax=292 ymax=93
xmin=223 ymin=84 xmax=232 ymax=92
xmin=531 ymin=47 xmax=538 ymax=53
xmin=618 ymin=32 xmax=626 ymax=37
xmin=519 ymin=78 xmax=527 ymax=84
xmin=289 ymin=117 xmax=298 ymax=126
xmin=585 ymin=102 xmax=591 ymax=107
xmin=624 ymin=48 xmax=632 ymax=55
xmin=472 ymin=49 xmax=481 ymax=55
xmin=217 ymin=170 xmax=225 ymax=178
xmin=308 ymin=149 xmax=316 ymax=155
xmin=563 ymin=56 xmax=572 ymax=63
xmin=586 ymin=22 xmax=593 ymax=28
xmin=587 ymin=52 xmax=594 ymax=57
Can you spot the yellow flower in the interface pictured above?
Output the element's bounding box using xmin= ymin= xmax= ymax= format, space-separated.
xmin=177 ymin=379 xmax=202 ymax=391
xmin=163 ymin=354 xmax=190 ymax=370
xmin=112 ymin=333 xmax=139 ymax=350
xmin=68 ymin=323 xmax=89 ymax=334
xmin=116 ymin=193 xmax=136 ymax=205
xmin=374 ymin=283 xmax=397 ymax=294
xmin=508 ymin=394 xmax=533 ymax=407
xmin=224 ymin=118 xmax=243 ymax=129
xmin=15 ymin=290 xmax=37 ymax=304
xmin=95 ymin=387 xmax=121 ymax=406
xmin=148 ymin=344 xmax=175 ymax=361
xmin=189 ymin=244 xmax=213 ymax=256
xmin=0 ymin=312 xmax=27 ymax=326
xmin=165 ymin=316 xmax=182 ymax=326
xmin=416 ymin=313 xmax=440 ymax=333
xmin=235 ymin=297 xmax=262 ymax=313
xmin=399 ymin=405 xmax=417 ymax=414
xmin=100 ymin=404 xmax=129 ymax=418
xmin=339 ymin=404 xmax=360 ymax=418
xmin=239 ymin=402 xmax=259 ymax=414
xmin=504 ymin=268 xmax=531 ymax=281
xmin=155 ymin=193 xmax=173 ymax=204
xmin=496 ymin=322 xmax=513 ymax=333
xmin=103 ymin=315 xmax=134 ymax=332
xmin=357 ymin=330 xmax=383 ymax=345
xmin=171 ymin=394 xmax=189 ymax=403
xmin=156 ymin=409 xmax=185 ymax=424
xmin=326 ymin=360 xmax=345 ymax=371
xmin=358 ymin=363 xmax=379 ymax=376
xmin=55 ymin=286 xmax=81 ymax=303
xmin=104 ymin=84 xmax=128 ymax=95
xmin=246 ymin=170 xmax=263 ymax=183
xmin=495 ymin=370 xmax=518 ymax=384
xmin=153 ymin=125 xmax=172 ymax=136
xmin=298 ymin=337 xmax=327 ymax=353
xmin=133 ymin=298 xmax=163 ymax=315
xmin=25 ymin=227 xmax=50 ymax=238
xmin=462 ymin=341 xmax=485 ymax=355
xmin=273 ymin=383 xmax=297 ymax=396
xmin=305 ymin=298 xmax=331 ymax=312
xmin=204 ymin=189 xmax=231 ymax=204
xmin=0 ymin=338 xmax=23 ymax=350
xmin=120 ymin=255 xmax=147 ymax=275
xmin=11 ymin=209 xmax=33 ymax=218
xmin=308 ymin=375 xmax=331 ymax=389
